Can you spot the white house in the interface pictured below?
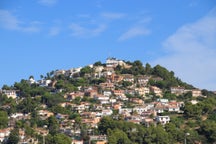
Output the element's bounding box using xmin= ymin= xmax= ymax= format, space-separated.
xmin=1 ymin=90 xmax=18 ymax=99
xmin=0 ymin=128 xmax=11 ymax=142
xmin=133 ymin=106 xmax=149 ymax=115
xmin=106 ymin=57 xmax=125 ymax=67
xmin=101 ymin=109 xmax=113 ymax=116
xmin=103 ymin=91 xmax=112 ymax=97
xmin=155 ymin=116 xmax=170 ymax=125
xmin=119 ymin=108 xmax=133 ymax=114
xmin=192 ymin=89 xmax=202 ymax=97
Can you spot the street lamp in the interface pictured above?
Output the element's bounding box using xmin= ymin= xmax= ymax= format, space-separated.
xmin=184 ymin=133 xmax=190 ymax=144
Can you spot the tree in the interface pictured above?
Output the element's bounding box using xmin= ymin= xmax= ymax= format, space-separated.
xmin=93 ymin=61 xmax=103 ymax=66
xmin=98 ymin=117 xmax=114 ymax=134
xmin=48 ymin=116 xmax=59 ymax=135
xmin=16 ymin=96 xmax=37 ymax=113
xmin=29 ymin=75 xmax=34 ymax=79
xmin=144 ymin=125 xmax=171 ymax=144
xmin=45 ymin=134 xmax=54 ymax=144
xmin=80 ymin=66 xmax=93 ymax=77
xmin=53 ymin=133 xmax=71 ymax=144
xmin=184 ymin=102 xmax=202 ymax=118
xmin=199 ymin=120 xmax=216 ymax=143
xmin=7 ymin=128 xmax=20 ymax=144
xmin=74 ymin=116 xmax=82 ymax=130
xmin=2 ymin=84 xmax=11 ymax=90
xmin=121 ymin=81 xmax=132 ymax=88
xmin=145 ymin=63 xmax=152 ymax=74
xmin=108 ymin=129 xmax=131 ymax=144
xmin=165 ymin=123 xmax=184 ymax=143
xmin=0 ymin=111 xmax=9 ymax=128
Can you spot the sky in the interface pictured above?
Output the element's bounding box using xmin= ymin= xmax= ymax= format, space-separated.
xmin=0 ymin=0 xmax=216 ymax=91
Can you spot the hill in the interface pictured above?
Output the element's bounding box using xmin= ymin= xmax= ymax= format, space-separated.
xmin=0 ymin=58 xmax=216 ymax=144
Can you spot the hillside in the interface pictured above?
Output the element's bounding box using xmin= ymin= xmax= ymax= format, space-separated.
xmin=0 ymin=58 xmax=216 ymax=144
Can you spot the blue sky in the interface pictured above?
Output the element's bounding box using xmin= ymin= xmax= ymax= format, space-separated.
xmin=0 ymin=0 xmax=216 ymax=91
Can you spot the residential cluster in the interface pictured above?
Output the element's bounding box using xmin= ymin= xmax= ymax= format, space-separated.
xmin=0 ymin=58 xmax=205 ymax=144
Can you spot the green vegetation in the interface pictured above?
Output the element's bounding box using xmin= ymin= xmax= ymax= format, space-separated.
xmin=0 ymin=59 xmax=216 ymax=144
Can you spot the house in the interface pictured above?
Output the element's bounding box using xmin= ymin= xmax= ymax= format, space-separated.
xmin=140 ymin=110 xmax=156 ymax=117
xmin=155 ymin=116 xmax=170 ymax=125
xmin=103 ymin=68 xmax=114 ymax=76
xmin=75 ymin=104 xmax=85 ymax=113
xmin=113 ymin=90 xmax=125 ymax=97
xmin=119 ymin=108 xmax=133 ymax=116
xmin=170 ymin=87 xmax=185 ymax=95
xmin=80 ymin=102 xmax=91 ymax=110
xmin=142 ymin=118 xmax=154 ymax=127
xmin=154 ymin=102 xmax=165 ymax=114
xmin=191 ymin=100 xmax=199 ymax=105
xmin=103 ymin=91 xmax=112 ymax=97
xmin=81 ymin=112 xmax=96 ymax=119
xmin=112 ymin=103 xmax=121 ymax=110
xmin=89 ymin=135 xmax=107 ymax=144
xmin=137 ymin=75 xmax=150 ymax=86
xmin=67 ymin=92 xmax=84 ymax=100
xmin=72 ymin=139 xmax=84 ymax=144
xmin=101 ymin=109 xmax=113 ymax=116
xmin=82 ymin=117 xmax=100 ymax=128
xmin=94 ymin=66 xmax=104 ymax=78
xmin=94 ymin=66 xmax=104 ymax=73
xmin=59 ymin=102 xmax=73 ymax=108
xmin=106 ymin=57 xmax=125 ymax=67
xmin=107 ymin=73 xmax=123 ymax=83
xmin=95 ymin=141 xmax=107 ymax=144
xmin=150 ymin=86 xmax=162 ymax=97
xmin=94 ymin=95 xmax=110 ymax=104
xmin=10 ymin=113 xmax=24 ymax=119
xmin=166 ymin=103 xmax=180 ymax=112
xmin=0 ymin=128 xmax=11 ymax=143
xmin=99 ymin=83 xmax=115 ymax=90
xmin=109 ymin=98 xmax=116 ymax=103
xmin=125 ymin=89 xmax=135 ymax=95
xmin=122 ymin=74 xmax=134 ymax=83
xmin=133 ymin=105 xmax=149 ymax=115
xmin=192 ymin=89 xmax=202 ymax=97
xmin=28 ymin=77 xmax=36 ymax=84
xmin=1 ymin=90 xmax=18 ymax=99
xmin=130 ymin=98 xmax=144 ymax=104
xmin=38 ymin=110 xmax=54 ymax=120
xmin=35 ymin=128 xmax=49 ymax=136
xmin=117 ymin=95 xmax=128 ymax=101
xmin=56 ymin=113 xmax=69 ymax=120
xmin=157 ymin=98 xmax=168 ymax=103
xmin=94 ymin=104 xmax=103 ymax=111
xmin=19 ymin=129 xmax=25 ymax=140
xmin=65 ymin=67 xmax=82 ymax=77
xmin=84 ymin=88 xmax=98 ymax=98
xmin=135 ymin=87 xmax=149 ymax=96
xmin=10 ymin=113 xmax=30 ymax=120
xmin=38 ymin=79 xmax=52 ymax=87
xmin=54 ymin=70 xmax=66 ymax=76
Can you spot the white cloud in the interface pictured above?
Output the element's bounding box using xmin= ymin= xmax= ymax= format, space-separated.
xmin=0 ymin=10 xmax=40 ymax=32
xmin=38 ymin=0 xmax=57 ymax=6
xmin=0 ymin=10 xmax=20 ymax=30
xmin=69 ymin=23 xmax=106 ymax=37
xmin=118 ymin=16 xmax=152 ymax=41
xmin=49 ymin=26 xmax=60 ymax=36
xmin=101 ymin=12 xmax=125 ymax=20
xmin=118 ymin=27 xmax=150 ymax=41
xmin=152 ymin=9 xmax=216 ymax=91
